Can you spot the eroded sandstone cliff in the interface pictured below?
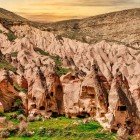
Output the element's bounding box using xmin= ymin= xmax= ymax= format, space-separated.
xmin=0 ymin=23 xmax=140 ymax=135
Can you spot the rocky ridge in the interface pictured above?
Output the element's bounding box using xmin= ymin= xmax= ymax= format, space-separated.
xmin=44 ymin=8 xmax=140 ymax=45
xmin=0 ymin=22 xmax=140 ymax=136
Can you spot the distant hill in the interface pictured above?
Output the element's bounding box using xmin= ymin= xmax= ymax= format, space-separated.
xmin=43 ymin=8 xmax=140 ymax=45
xmin=0 ymin=8 xmax=139 ymax=45
xmin=0 ymin=8 xmax=27 ymax=21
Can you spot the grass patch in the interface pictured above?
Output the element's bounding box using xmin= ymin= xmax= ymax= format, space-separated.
xmin=0 ymin=59 xmax=16 ymax=72
xmin=77 ymin=122 xmax=101 ymax=131
xmin=6 ymin=116 xmax=116 ymax=140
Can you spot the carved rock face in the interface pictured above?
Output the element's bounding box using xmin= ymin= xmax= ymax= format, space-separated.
xmin=0 ymin=23 xmax=140 ymax=134
xmin=0 ymin=71 xmax=19 ymax=111
xmin=27 ymin=70 xmax=64 ymax=117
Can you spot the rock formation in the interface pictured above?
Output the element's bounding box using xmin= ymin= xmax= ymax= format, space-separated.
xmin=0 ymin=10 xmax=140 ymax=136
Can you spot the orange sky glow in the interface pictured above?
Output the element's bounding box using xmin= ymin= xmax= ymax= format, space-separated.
xmin=0 ymin=0 xmax=139 ymax=22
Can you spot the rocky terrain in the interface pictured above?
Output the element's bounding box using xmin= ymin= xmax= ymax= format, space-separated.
xmin=44 ymin=8 xmax=140 ymax=45
xmin=0 ymin=8 xmax=140 ymax=139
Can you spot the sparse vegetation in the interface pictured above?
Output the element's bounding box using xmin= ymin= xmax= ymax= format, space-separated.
xmin=2 ymin=115 xmax=116 ymax=140
xmin=55 ymin=66 xmax=70 ymax=77
xmin=51 ymin=55 xmax=70 ymax=76
xmin=14 ymin=83 xmax=28 ymax=93
xmin=0 ymin=59 xmax=16 ymax=72
xmin=6 ymin=31 xmax=17 ymax=42
xmin=0 ymin=29 xmax=2 ymax=33
xmin=3 ymin=99 xmax=24 ymax=115
xmin=13 ymin=99 xmax=22 ymax=107
xmin=0 ymin=112 xmax=4 ymax=116
xmin=34 ymin=48 xmax=70 ymax=76
xmin=4 ymin=112 xmax=20 ymax=125
xmin=34 ymin=47 xmax=50 ymax=56
xmin=11 ymin=52 xmax=18 ymax=57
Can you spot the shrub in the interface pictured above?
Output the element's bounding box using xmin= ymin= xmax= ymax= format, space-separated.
xmin=51 ymin=55 xmax=62 ymax=66
xmin=13 ymin=99 xmax=23 ymax=108
xmin=8 ymin=127 xmax=19 ymax=137
xmin=0 ymin=129 xmax=10 ymax=138
xmin=37 ymin=127 xmax=47 ymax=137
xmin=34 ymin=47 xmax=49 ymax=56
xmin=56 ymin=35 xmax=63 ymax=41
xmin=6 ymin=32 xmax=17 ymax=42
xmin=51 ymin=55 xmax=69 ymax=76
xmin=55 ymin=66 xmax=69 ymax=77
xmin=0 ymin=60 xmax=16 ymax=72
xmin=14 ymin=83 xmax=28 ymax=93
xmin=0 ymin=29 xmax=2 ymax=33
xmin=73 ymin=23 xmax=80 ymax=30
xmin=11 ymin=52 xmax=18 ymax=57
xmin=0 ymin=112 xmax=4 ymax=117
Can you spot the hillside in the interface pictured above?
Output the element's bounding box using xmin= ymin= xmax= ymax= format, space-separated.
xmin=0 ymin=8 xmax=140 ymax=139
xmin=0 ymin=8 xmax=48 ymax=31
xmin=43 ymin=8 xmax=140 ymax=45
xmin=0 ymin=8 xmax=27 ymax=21
xmin=0 ymin=8 xmax=139 ymax=46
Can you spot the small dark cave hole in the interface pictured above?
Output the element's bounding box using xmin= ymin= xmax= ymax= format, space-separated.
xmin=31 ymin=104 xmax=36 ymax=109
xmin=46 ymin=94 xmax=51 ymax=99
xmin=118 ymin=106 xmax=127 ymax=111
xmin=51 ymin=112 xmax=59 ymax=118
xmin=50 ymin=92 xmax=54 ymax=97
xmin=77 ymin=112 xmax=90 ymax=118
xmin=33 ymin=97 xmax=36 ymax=102
xmin=39 ymin=106 xmax=45 ymax=110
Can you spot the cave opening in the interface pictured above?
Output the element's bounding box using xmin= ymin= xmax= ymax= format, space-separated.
xmin=50 ymin=92 xmax=54 ymax=97
xmin=31 ymin=104 xmax=36 ymax=109
xmin=118 ymin=105 xmax=127 ymax=111
xmin=33 ymin=97 xmax=36 ymax=102
xmin=39 ymin=106 xmax=45 ymax=110
xmin=77 ymin=112 xmax=90 ymax=118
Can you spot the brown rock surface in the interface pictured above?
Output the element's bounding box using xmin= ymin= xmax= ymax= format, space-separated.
xmin=0 ymin=20 xmax=139 ymax=134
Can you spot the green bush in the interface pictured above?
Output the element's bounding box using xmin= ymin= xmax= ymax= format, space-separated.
xmin=11 ymin=52 xmax=18 ymax=57
xmin=0 ymin=112 xmax=4 ymax=117
xmin=55 ymin=66 xmax=69 ymax=77
xmin=6 ymin=32 xmax=17 ymax=42
xmin=14 ymin=83 xmax=28 ymax=93
xmin=14 ymin=99 xmax=22 ymax=107
xmin=51 ymin=55 xmax=62 ymax=66
xmin=0 ymin=60 xmax=16 ymax=72
xmin=37 ymin=127 xmax=47 ymax=137
xmin=51 ymin=55 xmax=69 ymax=76
xmin=34 ymin=47 xmax=49 ymax=56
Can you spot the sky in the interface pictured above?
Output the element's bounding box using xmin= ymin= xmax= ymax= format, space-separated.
xmin=0 ymin=0 xmax=140 ymax=22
